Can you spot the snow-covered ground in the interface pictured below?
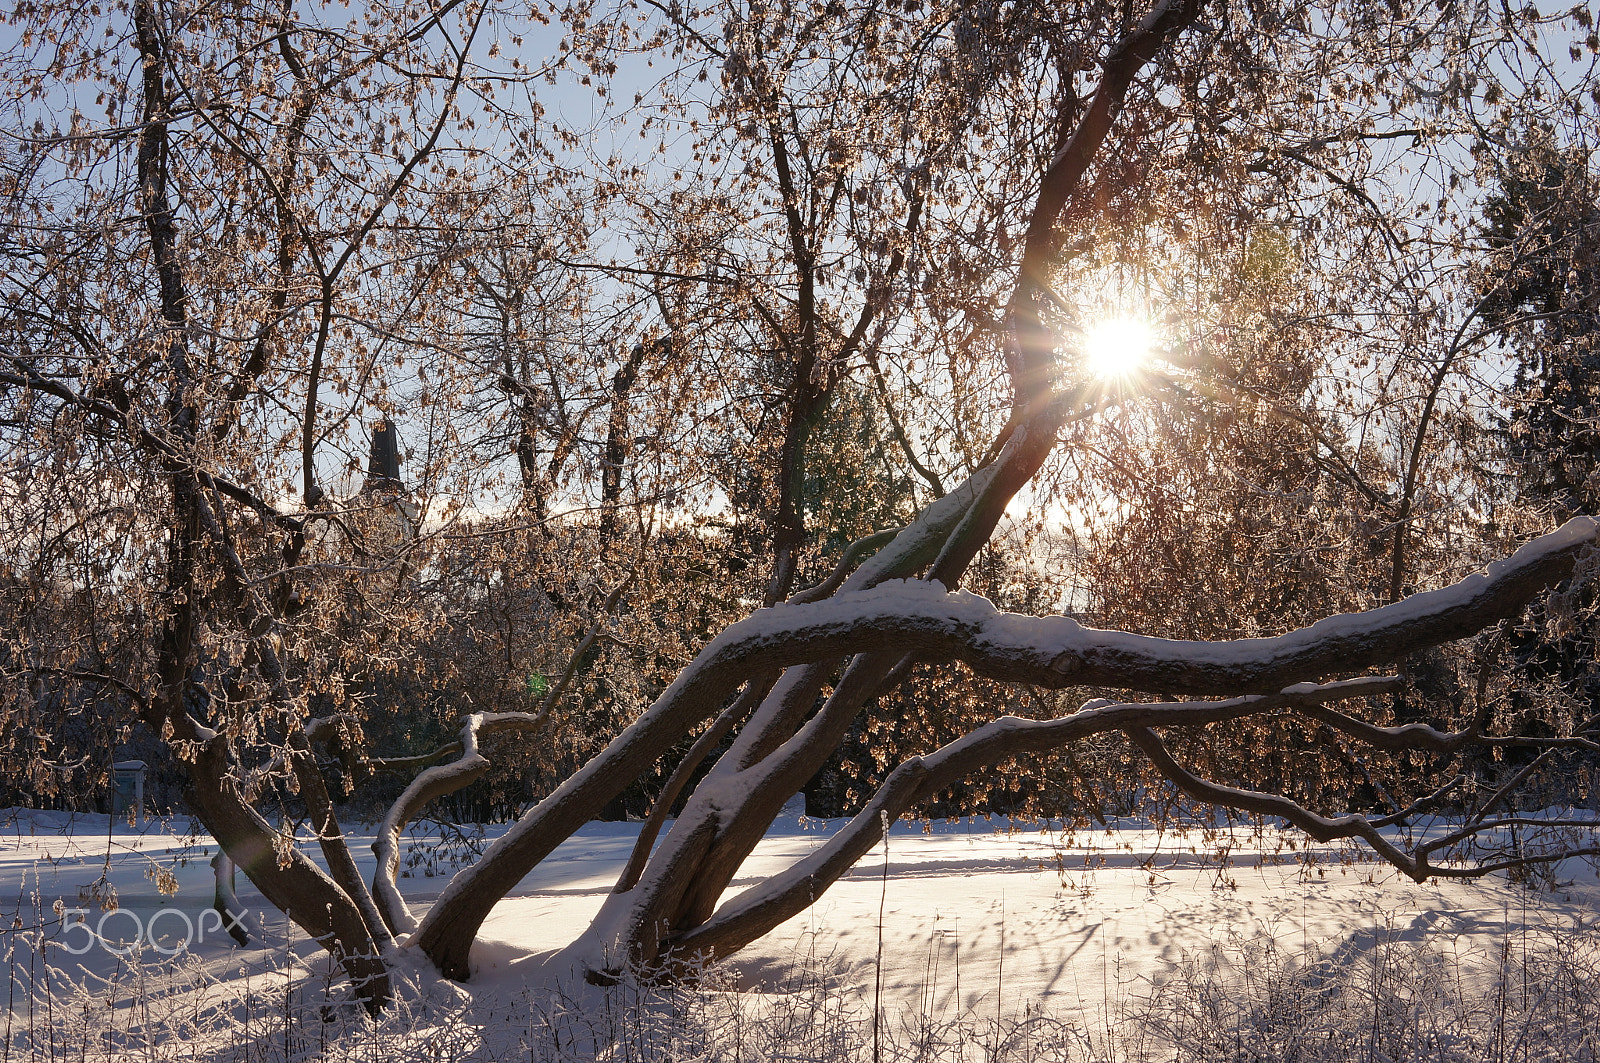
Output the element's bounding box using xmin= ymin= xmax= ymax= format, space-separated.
xmin=1 ymin=804 xmax=1596 ymax=1059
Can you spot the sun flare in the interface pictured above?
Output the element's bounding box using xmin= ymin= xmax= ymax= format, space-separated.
xmin=1082 ymin=317 xmax=1154 ymax=379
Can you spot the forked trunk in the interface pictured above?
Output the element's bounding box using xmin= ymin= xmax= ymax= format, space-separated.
xmin=411 ymin=0 xmax=1207 ymax=983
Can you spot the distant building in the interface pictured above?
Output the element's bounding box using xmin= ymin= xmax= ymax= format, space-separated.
xmin=363 ymin=417 xmax=404 ymax=493
xmin=359 ymin=417 xmax=419 ymax=541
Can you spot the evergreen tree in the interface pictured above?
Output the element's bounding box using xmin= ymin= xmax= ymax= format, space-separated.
xmin=1482 ymin=137 xmax=1600 ymax=518
xmin=1478 ymin=133 xmax=1600 ymax=802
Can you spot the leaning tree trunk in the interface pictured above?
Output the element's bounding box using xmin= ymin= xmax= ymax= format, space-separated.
xmin=133 ymin=0 xmax=392 ymax=1007
xmin=409 ymin=0 xmax=1600 ymax=986
xmin=552 ymin=0 xmax=1214 ymax=980
xmin=411 ymin=0 xmax=1210 ymax=980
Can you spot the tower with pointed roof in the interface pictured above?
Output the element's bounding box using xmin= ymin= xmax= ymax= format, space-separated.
xmin=360 ymin=417 xmax=418 ymax=539
xmin=363 ymin=418 xmax=403 ymax=493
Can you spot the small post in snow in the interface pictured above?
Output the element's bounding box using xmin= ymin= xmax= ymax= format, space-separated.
xmin=111 ymin=760 xmax=146 ymax=829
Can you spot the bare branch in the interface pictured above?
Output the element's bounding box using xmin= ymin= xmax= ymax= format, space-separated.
xmin=0 ymin=365 xmax=299 ymax=533
xmin=533 ymin=569 xmax=638 ymax=720
xmin=788 ymin=528 xmax=899 ymax=605
xmin=1125 ymin=725 xmax=1419 ymax=864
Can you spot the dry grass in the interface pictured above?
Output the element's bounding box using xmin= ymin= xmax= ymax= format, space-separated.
xmin=4 ymin=897 xmax=1598 ymax=1062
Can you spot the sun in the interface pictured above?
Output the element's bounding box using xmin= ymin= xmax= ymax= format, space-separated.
xmin=1082 ymin=317 xmax=1154 ymax=379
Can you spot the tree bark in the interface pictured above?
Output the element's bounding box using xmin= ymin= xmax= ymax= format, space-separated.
xmin=133 ymin=1 xmax=389 ymax=1004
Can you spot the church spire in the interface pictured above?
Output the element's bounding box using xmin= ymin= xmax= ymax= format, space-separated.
xmin=363 ymin=417 xmax=402 ymax=491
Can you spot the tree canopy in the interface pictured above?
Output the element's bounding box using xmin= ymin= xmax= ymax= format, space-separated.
xmin=1 ymin=0 xmax=1599 ymax=1005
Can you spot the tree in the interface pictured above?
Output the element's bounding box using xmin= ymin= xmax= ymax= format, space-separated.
xmin=1472 ymin=126 xmax=1600 ymax=807
xmin=2 ymin=0 xmax=1598 ymax=1009
xmin=407 ymin=0 xmax=1600 ymax=984
xmin=0 ymin=0 xmax=559 ymax=1004
xmin=1481 ymin=133 xmax=1600 ymax=521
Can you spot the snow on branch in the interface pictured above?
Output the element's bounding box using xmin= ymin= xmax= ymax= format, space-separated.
xmin=698 ymin=518 xmax=1599 ymax=697
xmin=668 ymin=678 xmax=1407 ymax=963
xmin=373 ymin=711 xmax=544 ymax=935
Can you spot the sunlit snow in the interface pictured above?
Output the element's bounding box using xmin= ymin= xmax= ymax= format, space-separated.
xmin=1 ymin=802 xmax=1594 ymax=1058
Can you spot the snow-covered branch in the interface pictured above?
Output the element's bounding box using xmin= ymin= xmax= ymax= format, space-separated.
xmin=613 ymin=669 xmax=781 ymax=894
xmin=689 ymin=518 xmax=1599 ymax=699
xmin=666 ymin=678 xmax=1404 ymax=964
xmin=420 ymin=518 xmax=1598 ymax=975
xmin=372 ymin=710 xmax=545 ymax=935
